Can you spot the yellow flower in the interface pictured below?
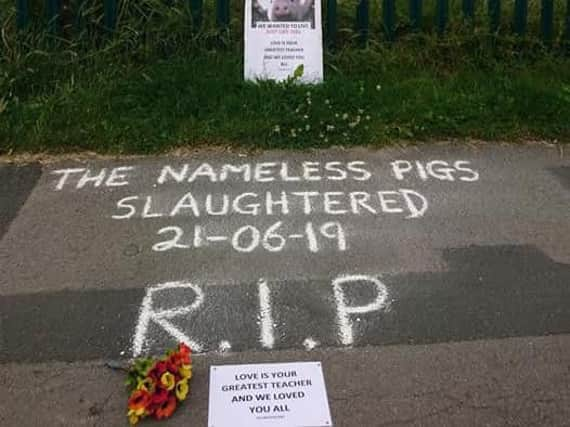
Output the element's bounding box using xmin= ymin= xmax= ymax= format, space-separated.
xmin=175 ymin=379 xmax=189 ymax=401
xmin=128 ymin=410 xmax=140 ymax=425
xmin=137 ymin=377 xmax=154 ymax=393
xmin=160 ymin=372 xmax=176 ymax=391
xmin=130 ymin=406 xmax=145 ymax=417
xmin=179 ymin=364 xmax=192 ymax=380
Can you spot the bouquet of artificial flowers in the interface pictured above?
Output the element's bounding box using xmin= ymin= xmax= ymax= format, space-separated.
xmin=126 ymin=343 xmax=192 ymax=425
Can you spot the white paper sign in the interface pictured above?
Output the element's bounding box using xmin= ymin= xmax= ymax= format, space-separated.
xmin=208 ymin=361 xmax=332 ymax=427
xmin=244 ymin=0 xmax=324 ymax=83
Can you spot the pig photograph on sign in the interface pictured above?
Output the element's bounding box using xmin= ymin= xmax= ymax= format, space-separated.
xmin=252 ymin=0 xmax=315 ymax=27
xmin=245 ymin=0 xmax=324 ymax=83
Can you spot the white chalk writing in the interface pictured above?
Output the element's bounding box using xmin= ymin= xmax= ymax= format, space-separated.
xmin=50 ymin=159 xmax=479 ymax=254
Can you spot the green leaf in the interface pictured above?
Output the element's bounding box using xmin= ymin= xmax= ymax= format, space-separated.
xmin=293 ymin=64 xmax=304 ymax=80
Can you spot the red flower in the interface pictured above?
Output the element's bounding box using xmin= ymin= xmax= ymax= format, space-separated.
xmin=128 ymin=389 xmax=152 ymax=413
xmin=166 ymin=360 xmax=179 ymax=374
xmin=179 ymin=342 xmax=191 ymax=354
xmin=154 ymin=395 xmax=177 ymax=420
xmin=168 ymin=352 xmax=184 ymax=367
xmin=145 ymin=387 xmax=170 ymax=416
xmin=148 ymin=361 xmax=168 ymax=383
xmin=178 ymin=343 xmax=192 ymax=364
xmin=151 ymin=388 xmax=169 ymax=405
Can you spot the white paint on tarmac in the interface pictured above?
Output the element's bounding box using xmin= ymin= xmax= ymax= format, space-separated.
xmin=303 ymin=337 xmax=319 ymax=351
xmin=132 ymin=280 xmax=205 ymax=357
xmin=218 ymin=341 xmax=232 ymax=353
xmin=258 ymin=279 xmax=275 ymax=349
xmin=332 ymin=275 xmax=389 ymax=346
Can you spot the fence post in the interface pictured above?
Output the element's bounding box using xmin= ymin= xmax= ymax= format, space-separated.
xmin=356 ymin=0 xmax=369 ymax=46
xmin=326 ymin=0 xmax=338 ymax=48
xmin=540 ymin=0 xmax=554 ymax=46
xmin=46 ymin=0 xmax=60 ymax=33
xmin=409 ymin=0 xmax=422 ymax=31
xmin=436 ymin=0 xmax=448 ymax=35
xmin=565 ymin=0 xmax=570 ymax=47
xmin=488 ymin=0 xmax=500 ymax=33
xmin=462 ymin=0 xmax=474 ymax=22
xmin=383 ymin=0 xmax=396 ymax=41
xmin=104 ymin=0 xmax=117 ymax=32
xmin=75 ymin=0 xmax=86 ymax=31
xmin=16 ymin=0 xmax=29 ymax=30
xmin=190 ymin=0 xmax=204 ymax=29
xmin=216 ymin=0 xmax=230 ymax=29
xmin=513 ymin=0 xmax=528 ymax=36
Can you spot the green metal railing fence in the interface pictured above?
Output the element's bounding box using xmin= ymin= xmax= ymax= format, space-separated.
xmin=12 ymin=0 xmax=570 ymax=48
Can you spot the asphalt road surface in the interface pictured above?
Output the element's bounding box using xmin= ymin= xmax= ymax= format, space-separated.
xmin=1 ymin=144 xmax=569 ymax=426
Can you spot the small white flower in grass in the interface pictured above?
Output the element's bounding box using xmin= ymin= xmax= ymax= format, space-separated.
xmin=324 ymin=99 xmax=330 ymax=105
xmin=347 ymin=117 xmax=361 ymax=129
xmin=342 ymin=113 xmax=349 ymax=120
xmin=306 ymin=91 xmax=311 ymax=97
xmin=376 ymin=84 xmax=382 ymax=91
xmin=273 ymin=125 xmax=281 ymax=133
xmin=324 ymin=137 xmax=329 ymax=143
xmin=343 ymin=132 xmax=348 ymax=137
xmin=326 ymin=124 xmax=335 ymax=131
xmin=291 ymin=129 xmax=297 ymax=137
xmin=319 ymin=133 xmax=324 ymax=138
xmin=358 ymin=108 xmax=364 ymax=114
xmin=366 ymin=115 xmax=371 ymax=121
xmin=303 ymin=114 xmax=309 ymax=120
xmin=295 ymin=107 xmax=300 ymax=113
xmin=307 ymin=98 xmax=312 ymax=105
xmin=305 ymin=124 xmax=311 ymax=131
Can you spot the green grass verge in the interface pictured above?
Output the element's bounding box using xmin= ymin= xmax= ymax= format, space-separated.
xmin=1 ymin=0 xmax=569 ymax=154
xmin=2 ymin=47 xmax=569 ymax=154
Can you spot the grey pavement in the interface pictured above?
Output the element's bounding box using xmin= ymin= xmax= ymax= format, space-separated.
xmin=0 ymin=144 xmax=569 ymax=426
xmin=2 ymin=335 xmax=570 ymax=426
